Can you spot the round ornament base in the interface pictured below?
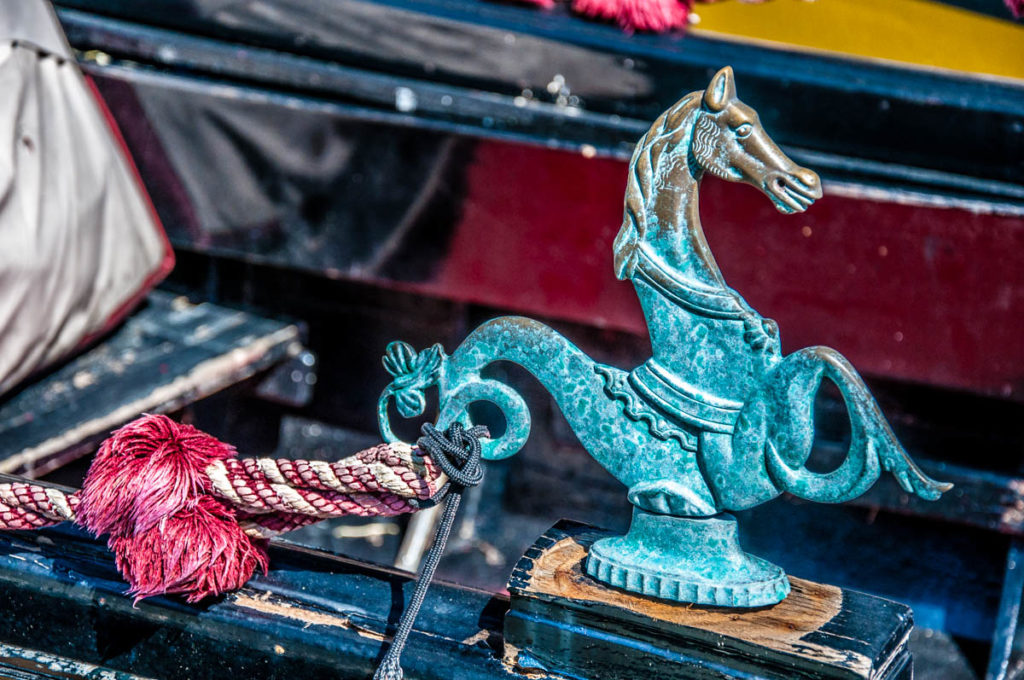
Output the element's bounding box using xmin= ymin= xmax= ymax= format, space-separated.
xmin=585 ymin=508 xmax=790 ymax=608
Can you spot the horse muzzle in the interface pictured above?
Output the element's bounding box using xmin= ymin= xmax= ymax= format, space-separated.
xmin=764 ymin=167 xmax=822 ymax=214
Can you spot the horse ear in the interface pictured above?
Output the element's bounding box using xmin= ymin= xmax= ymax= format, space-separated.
xmin=703 ymin=66 xmax=736 ymax=112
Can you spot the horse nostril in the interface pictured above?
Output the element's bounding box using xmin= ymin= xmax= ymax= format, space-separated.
xmin=775 ymin=178 xmax=787 ymax=190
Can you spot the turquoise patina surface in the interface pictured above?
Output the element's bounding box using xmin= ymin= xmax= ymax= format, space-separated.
xmin=378 ymin=67 xmax=952 ymax=607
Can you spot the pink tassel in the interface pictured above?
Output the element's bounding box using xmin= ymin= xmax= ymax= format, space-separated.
xmin=78 ymin=414 xmax=268 ymax=602
xmin=1006 ymin=0 xmax=1023 ymax=18
xmin=107 ymin=496 xmax=268 ymax=603
xmin=572 ymin=0 xmax=692 ymax=32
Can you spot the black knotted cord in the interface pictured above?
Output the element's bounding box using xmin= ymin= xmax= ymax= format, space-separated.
xmin=372 ymin=422 xmax=487 ymax=680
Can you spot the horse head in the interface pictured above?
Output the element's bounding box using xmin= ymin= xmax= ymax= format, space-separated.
xmin=614 ymin=67 xmax=823 ymax=283
xmin=693 ymin=66 xmax=822 ymax=214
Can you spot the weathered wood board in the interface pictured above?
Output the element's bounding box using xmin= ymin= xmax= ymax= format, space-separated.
xmin=0 ymin=291 xmax=301 ymax=476
xmin=0 ymin=641 xmax=153 ymax=679
xmin=505 ymin=521 xmax=913 ymax=680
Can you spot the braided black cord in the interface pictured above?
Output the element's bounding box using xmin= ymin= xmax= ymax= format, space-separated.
xmin=372 ymin=422 xmax=487 ymax=680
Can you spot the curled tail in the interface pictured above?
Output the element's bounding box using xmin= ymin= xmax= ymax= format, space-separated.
xmin=735 ymin=347 xmax=951 ymax=504
xmin=378 ymin=318 xmax=631 ymax=469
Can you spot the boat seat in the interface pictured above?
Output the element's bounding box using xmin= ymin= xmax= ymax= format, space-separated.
xmin=0 ymin=290 xmax=306 ymax=477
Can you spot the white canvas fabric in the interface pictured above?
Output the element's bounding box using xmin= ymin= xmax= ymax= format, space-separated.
xmin=0 ymin=0 xmax=172 ymax=395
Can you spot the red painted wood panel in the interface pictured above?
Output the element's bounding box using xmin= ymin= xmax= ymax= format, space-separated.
xmin=417 ymin=141 xmax=1024 ymax=400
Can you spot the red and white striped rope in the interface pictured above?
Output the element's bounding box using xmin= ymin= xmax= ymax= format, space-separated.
xmin=0 ymin=442 xmax=445 ymax=539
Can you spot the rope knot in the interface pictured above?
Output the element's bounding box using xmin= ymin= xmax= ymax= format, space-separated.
xmin=373 ymin=422 xmax=489 ymax=680
xmin=416 ymin=423 xmax=487 ymax=496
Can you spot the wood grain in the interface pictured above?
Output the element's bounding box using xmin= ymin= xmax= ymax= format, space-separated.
xmin=506 ymin=521 xmax=913 ymax=680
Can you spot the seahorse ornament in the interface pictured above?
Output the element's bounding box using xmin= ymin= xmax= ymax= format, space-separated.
xmin=379 ymin=67 xmax=951 ymax=607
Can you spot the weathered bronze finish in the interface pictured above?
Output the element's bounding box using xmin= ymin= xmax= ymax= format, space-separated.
xmin=378 ymin=67 xmax=951 ymax=607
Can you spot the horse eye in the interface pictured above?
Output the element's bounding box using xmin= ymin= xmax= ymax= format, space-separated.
xmin=735 ymin=123 xmax=753 ymax=137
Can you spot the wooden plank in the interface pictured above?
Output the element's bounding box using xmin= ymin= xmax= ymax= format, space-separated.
xmin=505 ymin=520 xmax=913 ymax=680
xmin=510 ymin=437 xmax=1024 ymax=539
xmin=692 ymin=0 xmax=1024 ymax=82
xmin=817 ymin=444 xmax=1024 ymax=536
xmin=0 ymin=520 xmax=525 ymax=680
xmin=0 ymin=642 xmax=152 ymax=680
xmin=0 ymin=500 xmax=922 ymax=680
xmin=0 ymin=291 xmax=301 ymax=476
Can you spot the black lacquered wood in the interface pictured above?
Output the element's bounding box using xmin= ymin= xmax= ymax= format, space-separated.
xmin=52 ymin=0 xmax=1024 ymax=208
xmin=506 ymin=521 xmax=914 ymax=680
xmin=0 ymin=524 xmax=517 ymax=680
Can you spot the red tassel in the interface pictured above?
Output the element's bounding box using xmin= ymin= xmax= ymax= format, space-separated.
xmin=78 ymin=414 xmax=268 ymax=602
xmin=572 ymin=0 xmax=692 ymax=32
xmin=107 ymin=496 xmax=267 ymax=602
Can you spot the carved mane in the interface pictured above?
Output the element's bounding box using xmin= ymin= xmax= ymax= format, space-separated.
xmin=613 ymin=92 xmax=702 ymax=281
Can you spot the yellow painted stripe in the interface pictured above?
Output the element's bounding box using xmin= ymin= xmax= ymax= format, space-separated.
xmin=691 ymin=0 xmax=1024 ymax=83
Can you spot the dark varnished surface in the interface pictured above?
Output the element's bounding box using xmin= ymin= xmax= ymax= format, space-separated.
xmin=0 ymin=516 xmax=920 ymax=680
xmin=79 ymin=71 xmax=1024 ymax=401
xmin=54 ymin=0 xmax=1024 ymax=200
xmin=0 ymin=523 xmax=519 ymax=680
xmin=38 ymin=0 xmax=1024 ymax=400
xmin=506 ymin=521 xmax=913 ymax=679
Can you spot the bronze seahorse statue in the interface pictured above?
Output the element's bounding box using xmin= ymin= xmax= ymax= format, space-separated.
xmin=379 ymin=66 xmax=951 ymax=607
